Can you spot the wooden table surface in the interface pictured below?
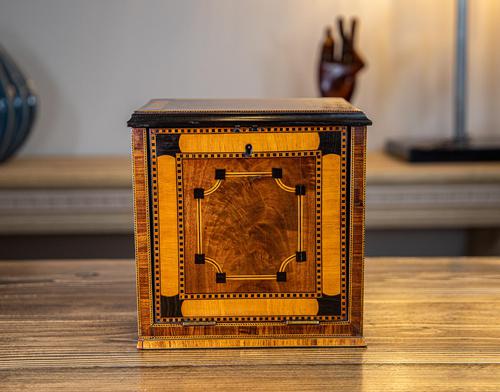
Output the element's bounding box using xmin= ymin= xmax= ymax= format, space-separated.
xmin=0 ymin=257 xmax=499 ymax=391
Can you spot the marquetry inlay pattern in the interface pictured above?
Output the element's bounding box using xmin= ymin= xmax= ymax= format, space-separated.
xmin=175 ymin=151 xmax=322 ymax=301
xmin=146 ymin=127 xmax=351 ymax=324
xmin=131 ymin=97 xmax=369 ymax=347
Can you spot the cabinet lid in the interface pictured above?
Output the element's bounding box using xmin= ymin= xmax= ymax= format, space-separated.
xmin=127 ymin=98 xmax=371 ymax=128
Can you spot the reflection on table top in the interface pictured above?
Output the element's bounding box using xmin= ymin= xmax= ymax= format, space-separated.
xmin=0 ymin=257 xmax=499 ymax=390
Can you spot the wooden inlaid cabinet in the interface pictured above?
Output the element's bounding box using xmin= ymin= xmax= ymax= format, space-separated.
xmin=128 ymin=98 xmax=371 ymax=348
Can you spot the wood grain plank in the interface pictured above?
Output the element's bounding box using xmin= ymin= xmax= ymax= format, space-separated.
xmin=0 ymin=257 xmax=498 ymax=390
xmin=2 ymin=365 xmax=499 ymax=392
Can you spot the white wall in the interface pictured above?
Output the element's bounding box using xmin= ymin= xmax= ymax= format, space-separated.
xmin=0 ymin=0 xmax=498 ymax=155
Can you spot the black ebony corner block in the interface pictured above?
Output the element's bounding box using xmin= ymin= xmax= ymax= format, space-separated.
xmin=216 ymin=272 xmax=226 ymax=283
xmin=272 ymin=168 xmax=283 ymax=178
xmin=194 ymin=188 xmax=205 ymax=199
xmin=317 ymin=294 xmax=341 ymax=316
xmin=296 ymin=251 xmax=307 ymax=262
xmin=160 ymin=295 xmax=183 ymax=317
xmin=195 ymin=254 xmax=205 ymax=264
xmin=276 ymin=272 xmax=287 ymax=282
xmin=155 ymin=134 xmax=180 ymax=157
xmin=386 ymin=137 xmax=500 ymax=162
xmin=215 ymin=169 xmax=226 ymax=180
xmin=295 ymin=185 xmax=306 ymax=195
xmin=319 ymin=132 xmax=342 ymax=155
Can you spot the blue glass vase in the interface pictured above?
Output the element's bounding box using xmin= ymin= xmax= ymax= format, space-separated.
xmin=0 ymin=45 xmax=38 ymax=163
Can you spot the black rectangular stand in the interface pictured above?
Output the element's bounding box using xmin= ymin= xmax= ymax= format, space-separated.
xmin=386 ymin=137 xmax=500 ymax=162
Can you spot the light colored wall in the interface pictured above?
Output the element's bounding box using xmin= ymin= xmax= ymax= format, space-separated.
xmin=0 ymin=0 xmax=498 ymax=155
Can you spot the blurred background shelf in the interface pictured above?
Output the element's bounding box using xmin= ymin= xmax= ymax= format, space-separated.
xmin=0 ymin=156 xmax=132 ymax=235
xmin=367 ymin=153 xmax=500 ymax=229
xmin=1 ymin=153 xmax=499 ymax=258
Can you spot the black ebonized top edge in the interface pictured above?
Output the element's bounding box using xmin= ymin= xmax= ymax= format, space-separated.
xmin=127 ymin=98 xmax=372 ymax=128
xmin=127 ymin=112 xmax=372 ymax=128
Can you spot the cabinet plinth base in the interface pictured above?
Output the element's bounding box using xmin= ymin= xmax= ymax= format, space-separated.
xmin=137 ymin=337 xmax=366 ymax=349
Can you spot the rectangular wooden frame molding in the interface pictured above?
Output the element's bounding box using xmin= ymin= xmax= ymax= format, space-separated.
xmin=128 ymin=98 xmax=371 ymax=349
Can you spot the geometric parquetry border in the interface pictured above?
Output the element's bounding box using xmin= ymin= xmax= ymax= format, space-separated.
xmin=149 ymin=127 xmax=349 ymax=324
xmin=176 ymin=150 xmax=322 ymax=300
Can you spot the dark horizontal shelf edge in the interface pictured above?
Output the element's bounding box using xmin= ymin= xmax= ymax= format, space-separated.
xmin=386 ymin=138 xmax=500 ymax=162
xmin=127 ymin=112 xmax=372 ymax=128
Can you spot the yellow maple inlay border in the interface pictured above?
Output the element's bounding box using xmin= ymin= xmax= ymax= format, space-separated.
xmin=179 ymin=133 xmax=319 ymax=153
xmin=181 ymin=299 xmax=319 ymax=317
xmin=158 ymin=155 xmax=179 ymax=296
xmin=322 ymin=154 xmax=341 ymax=296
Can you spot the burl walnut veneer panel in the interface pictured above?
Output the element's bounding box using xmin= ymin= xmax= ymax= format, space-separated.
xmin=181 ymin=153 xmax=320 ymax=298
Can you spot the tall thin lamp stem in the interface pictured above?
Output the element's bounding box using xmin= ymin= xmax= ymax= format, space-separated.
xmin=455 ymin=0 xmax=468 ymax=143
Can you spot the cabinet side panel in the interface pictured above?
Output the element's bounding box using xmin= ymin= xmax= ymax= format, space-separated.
xmin=350 ymin=126 xmax=367 ymax=335
xmin=132 ymin=128 xmax=153 ymax=338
